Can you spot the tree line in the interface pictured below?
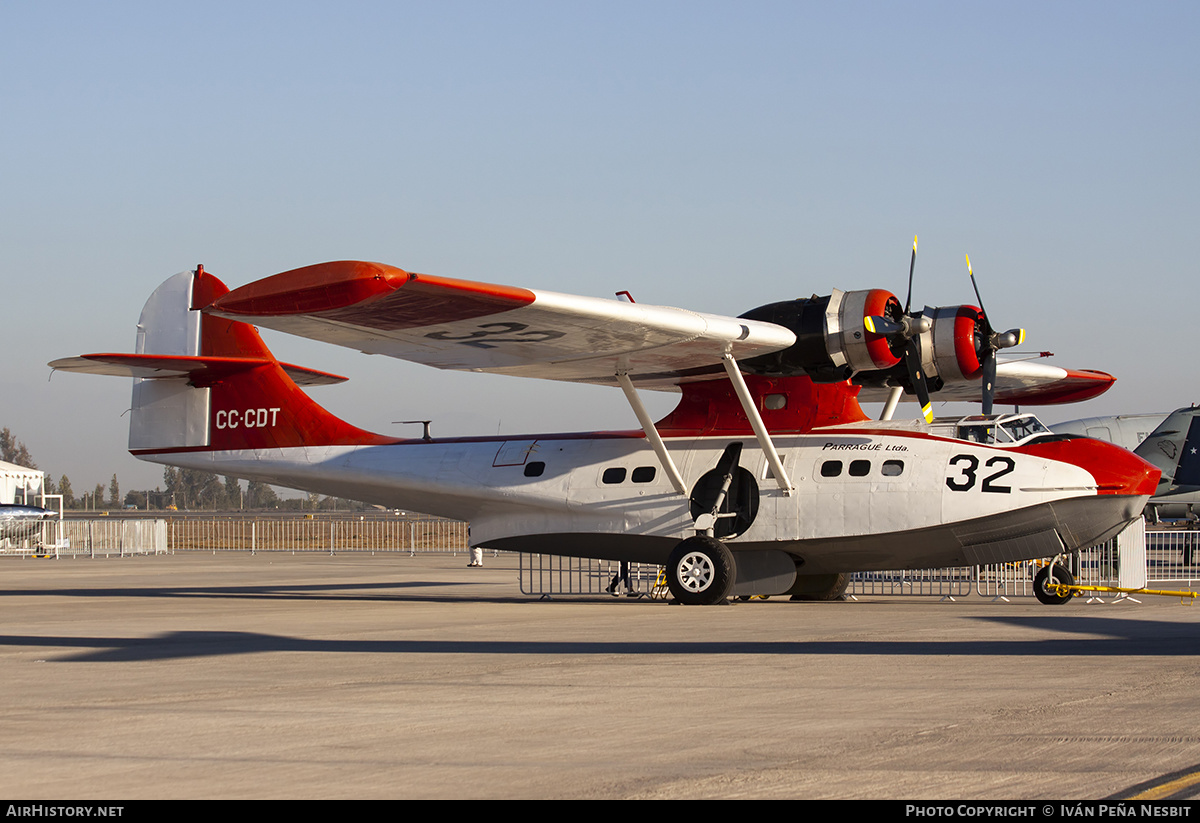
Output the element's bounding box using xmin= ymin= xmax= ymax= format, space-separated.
xmin=2 ymin=427 xmax=374 ymax=512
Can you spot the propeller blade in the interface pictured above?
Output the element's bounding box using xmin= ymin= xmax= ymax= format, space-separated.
xmin=901 ymin=342 xmax=933 ymax=423
xmin=981 ymin=350 xmax=997 ymax=416
xmin=966 ymin=254 xmax=993 ymax=337
xmin=864 ymin=315 xmax=902 ymax=336
xmin=905 ymin=235 xmax=917 ymax=314
xmin=966 ymin=253 xmax=1020 ymax=415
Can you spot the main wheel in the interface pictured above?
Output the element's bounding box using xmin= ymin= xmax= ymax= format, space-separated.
xmin=787 ymin=573 xmax=850 ymax=601
xmin=1033 ymin=564 xmax=1075 ymax=606
xmin=666 ymin=536 xmax=736 ymax=606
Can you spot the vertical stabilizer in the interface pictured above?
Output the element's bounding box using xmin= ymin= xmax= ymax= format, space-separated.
xmin=129 ymin=271 xmax=211 ymax=451
xmin=1134 ymin=408 xmax=1200 ymax=492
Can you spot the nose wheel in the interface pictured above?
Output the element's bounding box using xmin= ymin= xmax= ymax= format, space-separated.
xmin=1033 ymin=563 xmax=1075 ymax=605
xmin=666 ymin=536 xmax=736 ymax=605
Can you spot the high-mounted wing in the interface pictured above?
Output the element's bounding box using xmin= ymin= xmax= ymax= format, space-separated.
xmin=204 ymin=261 xmax=797 ymax=390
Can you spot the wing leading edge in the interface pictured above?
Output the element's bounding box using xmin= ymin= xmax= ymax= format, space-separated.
xmin=205 ymin=260 xmax=797 ymax=390
xmin=200 ymin=260 xmax=1114 ymax=406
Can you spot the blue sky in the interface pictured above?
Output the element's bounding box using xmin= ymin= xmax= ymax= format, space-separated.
xmin=2 ymin=1 xmax=1197 ymax=493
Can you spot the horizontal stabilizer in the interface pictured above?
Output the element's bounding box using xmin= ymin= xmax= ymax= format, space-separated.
xmin=49 ymin=353 xmax=348 ymax=387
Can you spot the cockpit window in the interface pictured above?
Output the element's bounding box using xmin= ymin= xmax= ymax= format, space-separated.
xmin=959 ymin=425 xmax=995 ymax=444
xmin=998 ymin=415 xmax=1051 ymax=444
xmin=955 ymin=414 xmax=1051 ymax=446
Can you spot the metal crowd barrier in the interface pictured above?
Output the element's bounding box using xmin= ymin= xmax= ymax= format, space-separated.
xmin=1144 ymin=529 xmax=1200 ymax=586
xmin=1 ymin=518 xmax=168 ymax=558
xmin=852 ymin=567 xmax=975 ymax=599
xmin=7 ymin=513 xmax=1199 ymax=604
xmin=166 ymin=516 xmax=469 ymax=554
xmin=0 ymin=515 xmax=468 ymax=557
xmin=521 ymin=520 xmax=1200 ymax=601
xmin=517 ymin=554 xmax=665 ymax=598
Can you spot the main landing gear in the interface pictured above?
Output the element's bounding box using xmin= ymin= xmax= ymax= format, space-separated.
xmin=665 ymin=536 xmax=736 ymax=606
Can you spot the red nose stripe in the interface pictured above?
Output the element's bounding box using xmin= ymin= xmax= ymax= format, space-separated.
xmin=1017 ymin=437 xmax=1160 ymax=496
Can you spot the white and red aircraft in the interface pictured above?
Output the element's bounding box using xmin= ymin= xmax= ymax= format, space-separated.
xmin=51 ymin=259 xmax=1158 ymax=605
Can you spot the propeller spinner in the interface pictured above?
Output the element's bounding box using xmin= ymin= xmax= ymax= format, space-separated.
xmin=966 ymin=254 xmax=1026 ymax=414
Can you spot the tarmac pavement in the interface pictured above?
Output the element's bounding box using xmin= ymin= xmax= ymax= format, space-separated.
xmin=1 ymin=551 xmax=1198 ymax=799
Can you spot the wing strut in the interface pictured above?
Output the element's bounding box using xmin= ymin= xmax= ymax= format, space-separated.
xmin=880 ymin=386 xmax=903 ymax=421
xmin=616 ymin=372 xmax=688 ymax=496
xmin=721 ymin=353 xmax=794 ymax=494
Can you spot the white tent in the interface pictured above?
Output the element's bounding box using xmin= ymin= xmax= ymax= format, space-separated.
xmin=1 ymin=460 xmax=44 ymax=504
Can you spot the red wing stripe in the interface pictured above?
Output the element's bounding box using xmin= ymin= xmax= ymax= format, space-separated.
xmin=994 ymin=369 xmax=1115 ymax=405
xmin=209 ymin=261 xmax=536 ymax=330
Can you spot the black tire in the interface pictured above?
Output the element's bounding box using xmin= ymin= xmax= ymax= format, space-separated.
xmin=1034 ymin=564 xmax=1074 ymax=606
xmin=666 ymin=536 xmax=736 ymax=606
xmin=787 ymin=573 xmax=850 ymax=601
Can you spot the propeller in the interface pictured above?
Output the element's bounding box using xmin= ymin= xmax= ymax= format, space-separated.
xmin=966 ymin=254 xmax=1026 ymax=415
xmin=864 ymin=236 xmax=934 ymax=422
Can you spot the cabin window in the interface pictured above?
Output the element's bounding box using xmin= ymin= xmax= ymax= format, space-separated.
xmin=849 ymin=460 xmax=871 ymax=477
xmin=763 ymin=393 xmax=787 ymax=410
xmin=524 ymin=461 xmax=545 ymax=477
xmin=631 ymin=466 xmax=656 ymax=483
xmin=820 ymin=460 xmax=843 ymax=478
xmin=881 ymin=460 xmax=904 ymax=477
xmin=602 ymin=467 xmax=627 ymax=484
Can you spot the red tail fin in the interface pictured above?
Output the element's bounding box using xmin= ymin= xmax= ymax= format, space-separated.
xmin=161 ymin=266 xmax=398 ymax=453
xmin=53 ymin=267 xmax=398 ymax=454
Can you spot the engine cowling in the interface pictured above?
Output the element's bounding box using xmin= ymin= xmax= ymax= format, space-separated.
xmin=740 ymin=291 xmax=996 ymax=397
xmin=739 ymin=288 xmax=904 ymax=382
xmin=917 ymin=304 xmax=985 ymax=384
xmin=849 ymin=303 xmax=990 ymax=393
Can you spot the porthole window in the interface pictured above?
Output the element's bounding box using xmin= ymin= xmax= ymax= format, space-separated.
xmin=524 ymin=461 xmax=545 ymax=477
xmin=820 ymin=460 xmax=843 ymax=478
xmin=764 ymin=393 xmax=787 ymax=410
xmin=602 ymin=467 xmax=627 ymax=484
xmin=849 ymin=460 xmax=870 ymax=477
xmin=631 ymin=466 xmax=656 ymax=483
xmin=881 ymin=460 xmax=904 ymax=477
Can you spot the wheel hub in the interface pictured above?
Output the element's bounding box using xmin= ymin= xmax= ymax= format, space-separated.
xmin=678 ymin=552 xmax=714 ymax=592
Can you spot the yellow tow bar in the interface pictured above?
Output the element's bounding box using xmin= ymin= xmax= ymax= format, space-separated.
xmin=1047 ymin=583 xmax=1197 ymax=604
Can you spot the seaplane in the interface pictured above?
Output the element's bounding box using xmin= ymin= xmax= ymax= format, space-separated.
xmin=50 ymin=244 xmax=1158 ymax=605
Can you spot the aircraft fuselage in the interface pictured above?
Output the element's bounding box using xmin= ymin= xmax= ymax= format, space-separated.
xmin=146 ymin=423 xmax=1153 ymax=575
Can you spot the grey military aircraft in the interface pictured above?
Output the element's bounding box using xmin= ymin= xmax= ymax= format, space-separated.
xmin=1054 ymin=407 xmax=1200 ymax=521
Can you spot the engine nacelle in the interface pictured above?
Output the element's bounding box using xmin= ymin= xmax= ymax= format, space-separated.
xmin=741 ymin=290 xmax=996 ymax=396
xmin=849 ymin=303 xmax=989 ymax=394
xmin=917 ymin=304 xmax=985 ymax=384
xmin=739 ymin=288 xmax=903 ymax=382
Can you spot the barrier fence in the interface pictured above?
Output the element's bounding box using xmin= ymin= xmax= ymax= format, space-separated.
xmin=0 ymin=515 xmax=468 ymax=557
xmin=517 ymin=554 xmax=666 ymax=598
xmin=5 ymin=515 xmax=1197 ymax=602
xmin=165 ymin=516 xmax=469 ymax=555
xmin=1 ymin=518 xmax=168 ymax=558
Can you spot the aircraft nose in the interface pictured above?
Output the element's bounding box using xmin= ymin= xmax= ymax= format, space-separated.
xmin=1023 ymin=435 xmax=1160 ymax=497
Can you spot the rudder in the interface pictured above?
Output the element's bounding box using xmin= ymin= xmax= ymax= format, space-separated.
xmin=57 ymin=266 xmax=396 ymax=456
